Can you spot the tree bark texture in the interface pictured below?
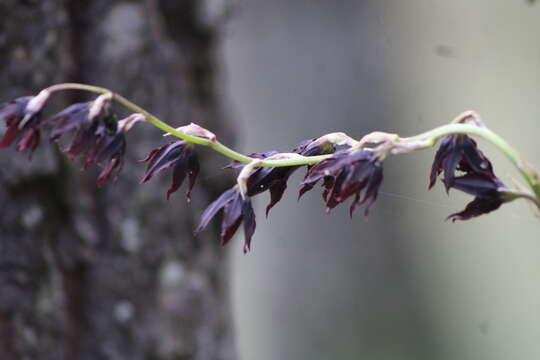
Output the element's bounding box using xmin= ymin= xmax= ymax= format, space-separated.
xmin=0 ymin=1 xmax=235 ymax=359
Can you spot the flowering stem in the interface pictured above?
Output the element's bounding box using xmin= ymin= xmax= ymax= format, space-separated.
xmin=44 ymin=83 xmax=540 ymax=204
xmin=45 ymin=83 xmax=331 ymax=167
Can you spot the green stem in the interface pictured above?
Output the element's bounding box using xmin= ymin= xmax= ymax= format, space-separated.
xmin=45 ymin=83 xmax=540 ymax=204
xmin=46 ymin=83 xmax=330 ymax=167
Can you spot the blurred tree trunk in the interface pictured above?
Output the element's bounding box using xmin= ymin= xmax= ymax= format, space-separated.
xmin=0 ymin=1 xmax=235 ymax=359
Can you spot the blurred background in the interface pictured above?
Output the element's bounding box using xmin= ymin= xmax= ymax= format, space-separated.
xmin=1 ymin=1 xmax=539 ymax=360
xmin=223 ymin=1 xmax=540 ymax=360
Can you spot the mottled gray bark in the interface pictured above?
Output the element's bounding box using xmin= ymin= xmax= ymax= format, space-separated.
xmin=0 ymin=1 xmax=235 ymax=359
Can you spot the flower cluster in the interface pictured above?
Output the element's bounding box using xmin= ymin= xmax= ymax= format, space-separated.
xmin=50 ymin=97 xmax=129 ymax=185
xmin=300 ymin=149 xmax=384 ymax=216
xmin=224 ymin=138 xmax=335 ymax=216
xmin=429 ymin=134 xmax=510 ymax=221
xmin=0 ymin=92 xmax=138 ymax=185
xmin=195 ymin=138 xmax=337 ymax=252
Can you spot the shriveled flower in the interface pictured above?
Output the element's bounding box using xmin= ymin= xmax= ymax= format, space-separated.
xmin=300 ymin=149 xmax=384 ymax=216
xmin=140 ymin=140 xmax=199 ymax=201
xmin=429 ymin=134 xmax=494 ymax=191
xmin=0 ymin=91 xmax=50 ymax=158
xmin=194 ymin=187 xmax=256 ymax=253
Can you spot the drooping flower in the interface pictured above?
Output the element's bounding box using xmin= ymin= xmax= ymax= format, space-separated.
xmin=430 ymin=134 xmax=512 ymax=221
xmin=89 ymin=126 xmax=127 ymax=186
xmin=429 ymin=134 xmax=494 ymax=191
xmin=194 ymin=187 xmax=256 ymax=253
xmin=300 ymin=149 xmax=384 ymax=216
xmin=224 ymin=139 xmax=337 ymax=216
xmin=47 ymin=94 xmax=132 ymax=185
xmin=140 ymin=140 xmax=199 ymax=201
xmin=0 ymin=90 xmax=50 ymax=158
xmin=48 ymin=102 xmax=92 ymax=141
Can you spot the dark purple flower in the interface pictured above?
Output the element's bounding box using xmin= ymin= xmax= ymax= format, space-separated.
xmin=48 ymin=95 xmax=129 ymax=185
xmin=429 ymin=134 xmax=494 ymax=191
xmin=446 ymin=173 xmax=507 ymax=221
xmin=194 ymin=188 xmax=256 ymax=253
xmin=141 ymin=140 xmax=199 ymax=201
xmin=224 ymin=139 xmax=337 ymax=216
xmin=91 ymin=128 xmax=127 ymax=186
xmin=48 ymin=102 xmax=93 ymax=141
xmin=0 ymin=91 xmax=50 ymax=158
xmin=430 ymin=134 xmax=512 ymax=221
xmin=300 ymin=149 xmax=384 ymax=216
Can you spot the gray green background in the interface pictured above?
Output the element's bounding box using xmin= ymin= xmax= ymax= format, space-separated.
xmin=223 ymin=1 xmax=540 ymax=359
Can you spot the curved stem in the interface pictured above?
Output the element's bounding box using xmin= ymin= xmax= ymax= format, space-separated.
xmin=46 ymin=83 xmax=331 ymax=167
xmin=401 ymin=123 xmax=540 ymax=201
xmin=44 ymin=83 xmax=540 ymax=204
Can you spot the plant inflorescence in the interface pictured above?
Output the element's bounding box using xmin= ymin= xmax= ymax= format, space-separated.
xmin=1 ymin=83 xmax=539 ymax=253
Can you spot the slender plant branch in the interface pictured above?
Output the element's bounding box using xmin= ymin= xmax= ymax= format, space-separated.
xmin=46 ymin=83 xmax=332 ymax=167
xmin=44 ymin=82 xmax=540 ymax=206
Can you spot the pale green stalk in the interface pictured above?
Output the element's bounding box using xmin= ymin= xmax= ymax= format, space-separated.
xmin=45 ymin=83 xmax=540 ymax=205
